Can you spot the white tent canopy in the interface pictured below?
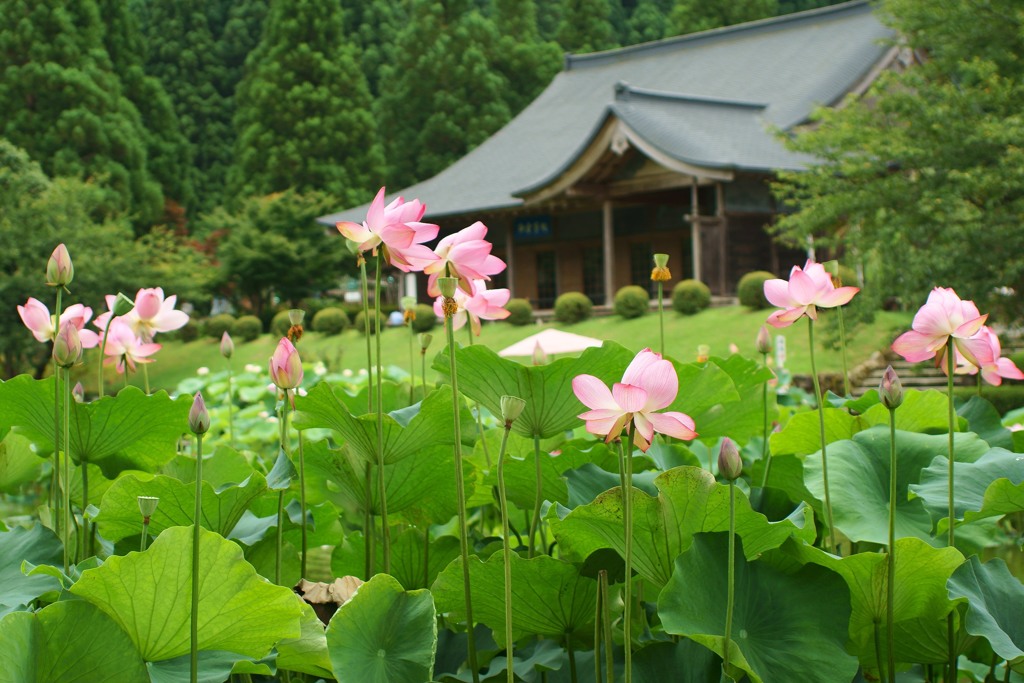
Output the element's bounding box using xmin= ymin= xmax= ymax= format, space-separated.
xmin=497 ymin=328 xmax=604 ymax=358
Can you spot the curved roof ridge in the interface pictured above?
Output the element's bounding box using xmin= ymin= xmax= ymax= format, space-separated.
xmin=614 ymin=82 xmax=768 ymax=109
xmin=566 ymin=0 xmax=873 ymax=69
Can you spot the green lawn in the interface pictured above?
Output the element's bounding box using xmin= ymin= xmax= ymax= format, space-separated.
xmin=93 ymin=305 xmax=911 ymax=395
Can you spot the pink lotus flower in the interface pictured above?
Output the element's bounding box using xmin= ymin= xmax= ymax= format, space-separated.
xmin=94 ymin=288 xmax=187 ymax=341
xmin=102 ymin=319 xmax=161 ymax=374
xmin=52 ymin=320 xmax=83 ymax=368
xmin=269 ymin=337 xmax=303 ymax=390
xmin=336 ymin=187 xmax=439 ymax=272
xmin=423 ymin=221 xmax=506 ymax=296
xmin=572 ymin=348 xmax=697 ymax=451
xmin=433 ymin=279 xmax=511 ymax=336
xmin=17 ymin=298 xmax=99 ymax=347
xmin=764 ymin=260 xmax=859 ymax=328
xmin=954 ymin=326 xmax=1023 ymax=386
xmin=891 ymin=287 xmax=992 ymax=369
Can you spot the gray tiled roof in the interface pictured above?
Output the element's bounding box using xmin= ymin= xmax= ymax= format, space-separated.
xmin=319 ymin=0 xmax=892 ymax=225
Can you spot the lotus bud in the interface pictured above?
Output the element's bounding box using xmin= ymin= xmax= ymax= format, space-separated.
xmin=72 ymin=381 xmax=85 ymax=403
xmin=650 ymin=253 xmax=671 ymax=282
xmin=52 ymin=321 xmax=82 ymax=368
xmin=756 ymin=326 xmax=772 ymax=355
xmin=717 ymin=437 xmax=742 ymax=481
xmin=729 ymin=343 xmax=739 ymax=355
xmin=137 ymin=495 xmax=159 ymax=520
xmin=532 ymin=341 xmax=548 ymax=366
xmin=112 ymin=292 xmax=135 ymax=317
xmin=46 ymin=244 xmax=74 ymax=287
xmin=696 ymin=344 xmax=710 ymax=363
xmin=438 ymin=277 xmax=458 ymax=299
xmin=500 ymin=395 xmax=527 ymax=425
xmin=188 ymin=392 xmax=210 ymax=435
xmin=220 ymin=331 xmax=234 ymax=359
xmin=269 ymin=338 xmax=303 ymax=390
xmin=419 ymin=333 xmax=433 ymax=353
xmin=879 ymin=365 xmax=903 ymax=410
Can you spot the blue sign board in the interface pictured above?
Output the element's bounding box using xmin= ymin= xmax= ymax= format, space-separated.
xmin=514 ymin=215 xmax=552 ymax=241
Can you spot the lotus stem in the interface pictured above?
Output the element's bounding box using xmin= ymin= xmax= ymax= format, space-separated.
xmin=297 ymin=425 xmax=307 ymax=578
xmin=61 ymin=366 xmax=71 ymax=574
xmin=497 ymin=423 xmax=514 ymax=683
xmin=421 ymin=348 xmax=428 ymax=397
xmin=191 ymin=431 xmax=204 ymax=683
xmin=567 ymin=636 xmax=578 ymax=683
xmin=465 ymin=328 xmax=492 ymax=470
xmin=364 ymin=462 xmax=374 ymax=577
xmin=619 ymin=435 xmax=634 ymax=683
xmin=443 ymin=293 xmax=479 ymax=683
xmin=52 ymin=286 xmax=62 ymax=520
xmin=946 ymin=337 xmax=957 ymax=681
xmin=723 ymin=478 xmax=736 ymax=679
xmin=98 ymin=311 xmax=115 ymax=399
xmin=528 ymin=435 xmax=543 ymax=557
xmin=359 ymin=255 xmax=373 ymax=413
xmin=657 ymin=280 xmax=665 ymax=356
xmin=374 ymin=251 xmax=391 ymax=573
xmin=408 ymin=319 xmax=416 ymax=403
xmin=275 ymin=491 xmax=283 ymax=585
xmin=600 ymin=570 xmax=614 ymax=683
xmin=81 ymin=456 xmax=89 ymax=559
xmin=226 ymin=360 xmax=235 ymax=446
xmin=808 ymin=319 xmax=837 ymax=553
xmin=142 ymin=363 xmax=150 ymax=395
xmin=836 ymin=303 xmax=850 ymax=396
xmin=887 ymin=406 xmax=897 ymax=683
xmin=594 ymin=574 xmax=603 ymax=683
xmin=758 ymin=351 xmax=773 ymax=490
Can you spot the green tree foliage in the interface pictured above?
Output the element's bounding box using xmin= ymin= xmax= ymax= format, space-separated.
xmin=345 ymin=0 xmax=406 ymax=98
xmin=556 ymin=0 xmax=617 ymax=53
xmin=0 ymin=0 xmax=163 ymax=227
xmin=626 ymin=0 xmax=672 ymax=44
xmin=772 ymin=0 xmax=1024 ymax=318
xmin=208 ymin=190 xmax=351 ymax=318
xmin=230 ymin=0 xmax=383 ymax=204
xmin=0 ymin=140 xmax=212 ymax=376
xmin=492 ymin=0 xmax=562 ymax=115
xmin=377 ymin=0 xmax=510 ymax=187
xmin=99 ymin=0 xmax=195 ymax=214
xmin=668 ymin=0 xmax=777 ymax=34
xmin=138 ymin=0 xmax=235 ymax=212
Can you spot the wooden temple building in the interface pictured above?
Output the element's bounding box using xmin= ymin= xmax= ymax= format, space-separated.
xmin=319 ymin=0 xmax=897 ymax=307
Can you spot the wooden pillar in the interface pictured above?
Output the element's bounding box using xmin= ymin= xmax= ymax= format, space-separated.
xmin=603 ymin=199 xmax=614 ymax=306
xmin=505 ymin=226 xmax=516 ymax=298
xmin=690 ymin=179 xmax=702 ymax=284
xmin=716 ymin=182 xmax=727 ymax=295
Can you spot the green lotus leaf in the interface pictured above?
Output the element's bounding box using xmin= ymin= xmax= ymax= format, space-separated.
xmin=768 ymin=407 xmax=860 ymax=457
xmin=70 ymin=525 xmax=302 ymax=662
xmin=302 ymin=438 xmax=472 ymax=526
xmin=784 ymin=537 xmax=964 ymax=667
xmin=658 ymin=532 xmax=858 ymax=683
xmin=947 ymin=556 xmax=1024 ymax=665
xmin=332 ymin=527 xmax=460 ymax=589
xmin=551 ymin=466 xmax=815 ymax=587
xmin=146 ymin=650 xmax=273 ymax=683
xmin=800 ymin=427 xmax=989 ymax=545
xmin=96 ymin=472 xmax=267 ymax=542
xmin=910 ymin=447 xmax=1024 ymax=532
xmin=0 ymin=376 xmax=189 ymax=477
xmin=860 ymin=389 xmax=966 ymax=434
xmin=0 ymin=524 xmax=63 ymax=610
xmin=485 ymin=437 xmax=619 ymax=512
xmin=294 ymin=383 xmax=469 ymax=465
xmin=0 ymin=599 xmax=148 ymax=683
xmin=0 ymin=432 xmax=45 ymax=494
xmin=161 ymin=445 xmax=258 ymax=488
xmin=433 ymin=342 xmax=635 ymax=439
xmin=331 ymin=380 xmax=410 ymax=416
xmin=633 ymin=638 xmax=721 ymax=683
xmin=432 ymin=553 xmax=596 ymax=647
xmin=689 ymin=354 xmax=776 ymax=444
xmin=957 ymin=396 xmax=1014 ymax=450
xmin=325 ymin=573 xmax=437 ymax=683
xmin=277 ymin=600 xmax=333 ymax=678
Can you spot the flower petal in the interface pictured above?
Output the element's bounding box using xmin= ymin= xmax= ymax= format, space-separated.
xmin=612 ymin=383 xmax=648 ymax=413
xmin=648 ymin=411 xmax=698 ymax=441
xmin=788 ymin=268 xmax=820 ymax=306
xmin=763 ymin=279 xmax=795 ymax=308
xmin=572 ymin=375 xmax=619 ymax=410
xmin=636 ymin=359 xmax=678 ymax=410
xmin=621 ymin=348 xmax=660 ymax=386
xmin=892 ymin=330 xmax=938 ymax=363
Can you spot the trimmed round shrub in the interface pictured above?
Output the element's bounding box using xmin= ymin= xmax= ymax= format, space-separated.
xmin=672 ymin=279 xmax=712 ymax=315
xmin=613 ymin=285 xmax=650 ymax=319
xmin=230 ymin=315 xmax=263 ymax=342
xmin=270 ymin=310 xmax=293 ymax=337
xmin=204 ymin=314 xmax=235 ymax=339
xmin=312 ymin=307 xmax=349 ymax=335
xmin=178 ymin=319 xmax=200 ymax=343
xmin=411 ymin=304 xmax=437 ymax=333
xmin=353 ymin=310 xmax=386 ymax=335
xmin=554 ymin=292 xmax=593 ymax=324
xmin=737 ymin=271 xmax=776 ymax=309
xmin=505 ymin=298 xmax=533 ymax=326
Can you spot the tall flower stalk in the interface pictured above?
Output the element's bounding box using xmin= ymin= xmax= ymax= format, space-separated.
xmin=763 ymin=260 xmax=858 ymax=553
xmin=188 ymin=392 xmax=210 ymax=683
xmin=718 ymin=438 xmax=742 ymax=680
xmin=439 ymin=277 xmax=480 ymax=683
xmin=420 ymin=333 xmax=432 ymax=397
xmin=221 ymin=333 xmax=235 ymax=445
xmin=880 ymin=366 xmax=903 ymax=683
xmin=359 ymin=254 xmax=373 ymax=412
xmin=651 ymin=254 xmax=671 ymax=356
xmin=138 ymin=496 xmax=159 ymax=552
xmin=498 ymin=395 xmax=525 ymax=683
xmin=53 ymin=320 xmax=82 ymax=571
xmin=270 ymin=338 xmax=305 ymax=577
xmin=756 ymin=326 xmax=773 ymax=489
xmin=373 ymin=251 xmax=391 ymax=572
xmin=572 ymin=348 xmax=697 ymax=683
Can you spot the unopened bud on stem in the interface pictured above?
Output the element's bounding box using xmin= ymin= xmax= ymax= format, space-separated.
xmin=46 ymin=244 xmax=74 ymax=287
xmin=756 ymin=326 xmax=771 ymax=355
xmin=717 ymin=437 xmax=742 ymax=481
xmin=189 ymin=392 xmax=210 ymax=435
xmin=879 ymin=365 xmax=903 ymax=410
xmin=53 ymin=321 xmax=82 ymax=368
xmin=220 ymin=332 xmax=234 ymax=359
